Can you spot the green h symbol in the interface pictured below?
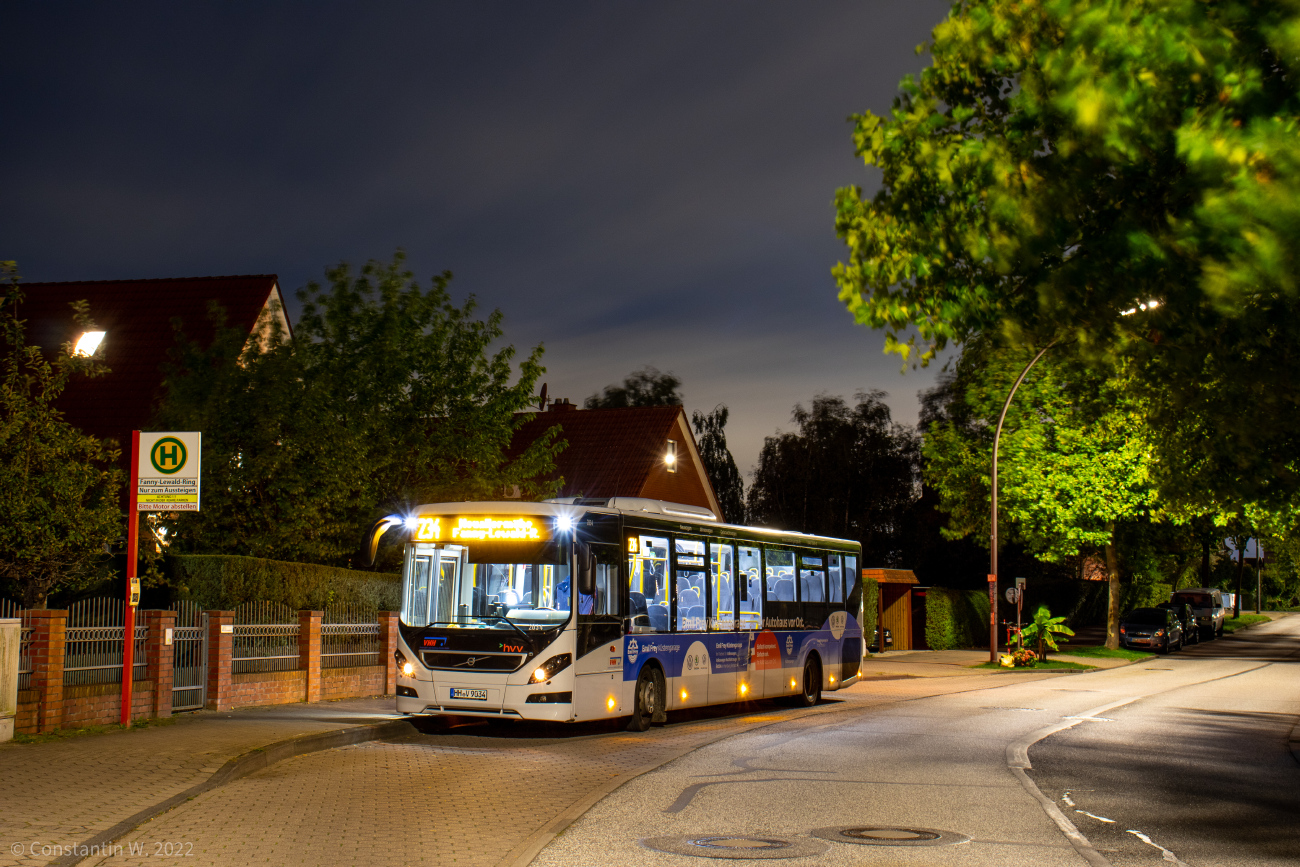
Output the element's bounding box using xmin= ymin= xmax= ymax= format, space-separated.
xmin=159 ymin=443 xmax=178 ymax=467
xmin=151 ymin=437 xmax=187 ymax=474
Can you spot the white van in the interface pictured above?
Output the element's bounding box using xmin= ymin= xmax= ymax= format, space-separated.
xmin=1170 ymin=588 xmax=1225 ymax=639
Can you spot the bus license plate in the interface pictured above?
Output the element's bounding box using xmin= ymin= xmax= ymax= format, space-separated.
xmin=450 ymin=688 xmax=488 ymax=701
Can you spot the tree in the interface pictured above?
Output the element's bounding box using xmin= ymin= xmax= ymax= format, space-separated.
xmin=585 ymin=366 xmax=683 ymax=408
xmin=747 ymin=391 xmax=918 ymax=566
xmin=691 ymin=405 xmax=745 ymax=524
xmin=156 ymin=253 xmax=561 ymax=566
xmin=922 ymin=338 xmax=1159 ymax=647
xmin=834 ymin=0 xmax=1300 ymax=511
xmin=0 ymin=262 xmax=123 ymax=607
xmin=1020 ymin=605 xmax=1075 ymax=660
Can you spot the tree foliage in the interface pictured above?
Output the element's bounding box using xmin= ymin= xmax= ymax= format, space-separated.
xmin=0 ymin=262 xmax=123 ymax=607
xmin=155 ymin=254 xmax=561 ymax=567
xmin=747 ymin=391 xmax=918 ymax=566
xmin=584 ymin=366 xmax=683 ymax=408
xmin=691 ymin=404 xmax=745 ymax=524
xmin=834 ymin=0 xmax=1300 ymax=510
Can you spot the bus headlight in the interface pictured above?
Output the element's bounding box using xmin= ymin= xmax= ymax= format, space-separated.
xmin=402 ymin=662 xmax=415 ymax=678
xmin=530 ymin=653 xmax=572 ymax=683
xmin=395 ymin=649 xmax=416 ymax=678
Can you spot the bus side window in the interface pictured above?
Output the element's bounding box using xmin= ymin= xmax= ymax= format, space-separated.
xmin=844 ymin=554 xmax=860 ymax=616
xmin=674 ymin=537 xmax=707 ymax=632
xmin=738 ymin=545 xmax=762 ymax=630
xmin=710 ymin=541 xmax=736 ymax=631
xmin=628 ymin=534 xmax=670 ymax=633
xmin=828 ymin=554 xmax=844 ymax=605
xmin=799 ymin=552 xmax=825 ymax=603
xmin=765 ymin=548 xmax=795 ymax=602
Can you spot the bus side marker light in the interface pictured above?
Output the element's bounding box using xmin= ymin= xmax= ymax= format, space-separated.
xmin=681 ymin=689 xmax=688 ymax=701
xmin=739 ymin=683 xmax=748 ymax=696
xmin=607 ymin=696 xmax=616 ymax=710
xmin=790 ymin=678 xmax=797 ymax=690
xmin=829 ymin=675 xmax=835 ymax=684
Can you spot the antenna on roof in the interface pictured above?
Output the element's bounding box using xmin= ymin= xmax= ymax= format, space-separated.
xmin=538 ymin=382 xmax=548 ymax=410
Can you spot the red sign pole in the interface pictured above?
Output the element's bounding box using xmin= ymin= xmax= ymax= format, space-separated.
xmin=121 ymin=430 xmax=140 ymax=727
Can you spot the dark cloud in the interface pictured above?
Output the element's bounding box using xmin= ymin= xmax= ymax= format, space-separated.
xmin=1 ymin=0 xmax=953 ymax=475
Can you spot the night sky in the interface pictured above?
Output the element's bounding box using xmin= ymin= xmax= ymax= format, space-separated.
xmin=2 ymin=2 xmax=952 ymax=475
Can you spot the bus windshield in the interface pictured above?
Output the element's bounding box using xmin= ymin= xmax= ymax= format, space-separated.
xmin=401 ymin=544 xmax=571 ymax=628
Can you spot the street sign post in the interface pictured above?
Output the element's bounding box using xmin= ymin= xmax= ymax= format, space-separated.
xmin=122 ymin=431 xmax=200 ymax=725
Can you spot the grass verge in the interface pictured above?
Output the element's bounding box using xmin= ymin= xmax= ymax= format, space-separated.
xmin=11 ymin=715 xmax=178 ymax=745
xmin=970 ymin=660 xmax=1097 ymax=671
xmin=1056 ymin=645 xmax=1153 ymax=661
xmin=1223 ymin=613 xmax=1270 ymax=634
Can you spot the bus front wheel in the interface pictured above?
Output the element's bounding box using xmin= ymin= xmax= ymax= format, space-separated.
xmin=628 ymin=666 xmax=663 ymax=732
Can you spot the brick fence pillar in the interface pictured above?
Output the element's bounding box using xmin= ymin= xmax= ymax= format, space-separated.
xmin=145 ymin=609 xmax=176 ymax=720
xmin=299 ymin=610 xmax=322 ymax=703
xmin=26 ymin=610 xmax=66 ymax=733
xmin=379 ymin=611 xmax=399 ymax=695
xmin=206 ymin=611 xmax=233 ymax=711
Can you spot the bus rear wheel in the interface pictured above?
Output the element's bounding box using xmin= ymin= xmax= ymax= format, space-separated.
xmin=628 ymin=666 xmax=662 ymax=732
xmin=797 ymin=657 xmax=821 ymax=707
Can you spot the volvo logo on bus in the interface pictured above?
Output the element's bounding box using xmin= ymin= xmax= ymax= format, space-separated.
xmin=627 ymin=638 xmax=639 ymax=664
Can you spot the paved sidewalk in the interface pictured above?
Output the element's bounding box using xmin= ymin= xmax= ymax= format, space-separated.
xmin=0 ymin=697 xmax=406 ymax=867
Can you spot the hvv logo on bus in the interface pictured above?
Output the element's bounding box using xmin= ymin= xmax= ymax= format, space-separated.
xmin=627 ymin=638 xmax=639 ymax=664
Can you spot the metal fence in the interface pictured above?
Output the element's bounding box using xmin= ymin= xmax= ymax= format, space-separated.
xmin=0 ymin=598 xmax=31 ymax=690
xmin=63 ymin=597 xmax=146 ymax=687
xmin=322 ymin=604 xmax=382 ymax=669
xmin=170 ymin=601 xmax=208 ymax=711
xmin=232 ymin=601 xmax=299 ymax=674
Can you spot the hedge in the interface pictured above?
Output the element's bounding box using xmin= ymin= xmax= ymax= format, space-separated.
xmin=168 ymin=554 xmax=401 ymax=612
xmin=925 ymin=587 xmax=991 ymax=650
xmin=861 ymin=573 xmax=878 ymax=652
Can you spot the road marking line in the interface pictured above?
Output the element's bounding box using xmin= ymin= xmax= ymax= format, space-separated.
xmin=1128 ymin=829 xmax=1190 ymax=867
xmin=1061 ymin=792 xmax=1075 ymax=807
xmin=1075 ymin=810 xmax=1115 ymax=823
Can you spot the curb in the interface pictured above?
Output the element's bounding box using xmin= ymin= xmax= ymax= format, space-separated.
xmin=51 ymin=717 xmax=419 ymax=867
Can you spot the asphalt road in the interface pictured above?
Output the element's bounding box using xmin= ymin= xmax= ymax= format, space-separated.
xmin=536 ymin=617 xmax=1299 ymax=867
xmin=1027 ymin=617 xmax=1300 ymax=867
xmin=78 ymin=617 xmax=1296 ymax=867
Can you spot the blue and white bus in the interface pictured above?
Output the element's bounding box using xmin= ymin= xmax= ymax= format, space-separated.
xmin=384 ymin=498 xmax=863 ymax=730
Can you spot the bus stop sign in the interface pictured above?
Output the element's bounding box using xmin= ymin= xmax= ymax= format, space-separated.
xmin=137 ymin=431 xmax=201 ymax=511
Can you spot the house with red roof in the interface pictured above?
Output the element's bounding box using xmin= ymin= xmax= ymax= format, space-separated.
xmin=510 ymin=401 xmax=722 ymax=518
xmin=16 ymin=275 xmax=288 ymax=449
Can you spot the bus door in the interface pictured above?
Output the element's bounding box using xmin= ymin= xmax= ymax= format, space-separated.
xmin=574 ymin=542 xmax=624 ymax=717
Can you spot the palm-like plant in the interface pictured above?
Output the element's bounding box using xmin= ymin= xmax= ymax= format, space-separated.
xmin=1020 ymin=606 xmax=1075 ymax=661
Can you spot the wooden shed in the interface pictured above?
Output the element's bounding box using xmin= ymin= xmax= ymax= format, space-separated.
xmin=864 ymin=568 xmax=919 ymax=652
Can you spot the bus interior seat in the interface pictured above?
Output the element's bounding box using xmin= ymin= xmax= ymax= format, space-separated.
xmin=648 ymin=604 xmax=669 ymax=632
xmin=628 ymin=591 xmax=648 ymax=617
xmin=773 ymin=578 xmax=795 ymax=602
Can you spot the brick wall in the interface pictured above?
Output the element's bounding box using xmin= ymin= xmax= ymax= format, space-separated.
xmin=229 ymin=670 xmax=306 ymax=708
xmin=15 ymin=606 xmax=397 ymax=734
xmin=320 ymin=665 xmax=386 ymax=701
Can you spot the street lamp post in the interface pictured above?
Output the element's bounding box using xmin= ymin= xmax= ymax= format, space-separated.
xmin=989 ymin=342 xmax=1055 ymax=664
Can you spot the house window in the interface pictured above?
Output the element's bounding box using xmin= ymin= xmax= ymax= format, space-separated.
xmin=665 ymin=439 xmax=678 ymax=473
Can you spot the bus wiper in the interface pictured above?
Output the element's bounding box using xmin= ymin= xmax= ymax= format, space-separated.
xmin=485 ymin=615 xmax=535 ymax=649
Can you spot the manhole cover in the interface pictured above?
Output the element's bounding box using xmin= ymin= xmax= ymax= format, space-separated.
xmin=641 ymin=834 xmax=830 ymax=859
xmin=812 ymin=826 xmax=971 ymax=847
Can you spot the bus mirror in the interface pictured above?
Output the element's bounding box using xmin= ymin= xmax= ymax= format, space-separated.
xmin=577 ymin=545 xmax=596 ymax=596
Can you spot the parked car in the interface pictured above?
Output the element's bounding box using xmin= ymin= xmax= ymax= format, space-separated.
xmin=868 ymin=626 xmax=893 ymax=653
xmin=1170 ymin=588 xmax=1225 ymax=639
xmin=1158 ymin=601 xmax=1199 ymax=646
xmin=1120 ymin=607 xmax=1183 ymax=653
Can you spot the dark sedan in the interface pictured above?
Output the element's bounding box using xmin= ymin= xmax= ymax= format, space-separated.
xmin=1120 ymin=607 xmax=1183 ymax=653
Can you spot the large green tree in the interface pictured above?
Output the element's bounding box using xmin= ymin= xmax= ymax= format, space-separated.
xmin=923 ymin=339 xmax=1159 ymax=646
xmin=156 ymin=254 xmax=561 ymax=567
xmin=585 ymin=366 xmax=683 ymax=408
xmin=747 ymin=391 xmax=919 ymax=566
xmin=834 ymin=0 xmax=1300 ymax=511
xmin=0 ymin=262 xmax=123 ymax=607
xmin=691 ymin=404 xmax=745 ymax=524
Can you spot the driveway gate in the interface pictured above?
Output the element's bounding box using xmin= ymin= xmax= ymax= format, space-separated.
xmin=171 ymin=602 xmax=208 ymax=711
